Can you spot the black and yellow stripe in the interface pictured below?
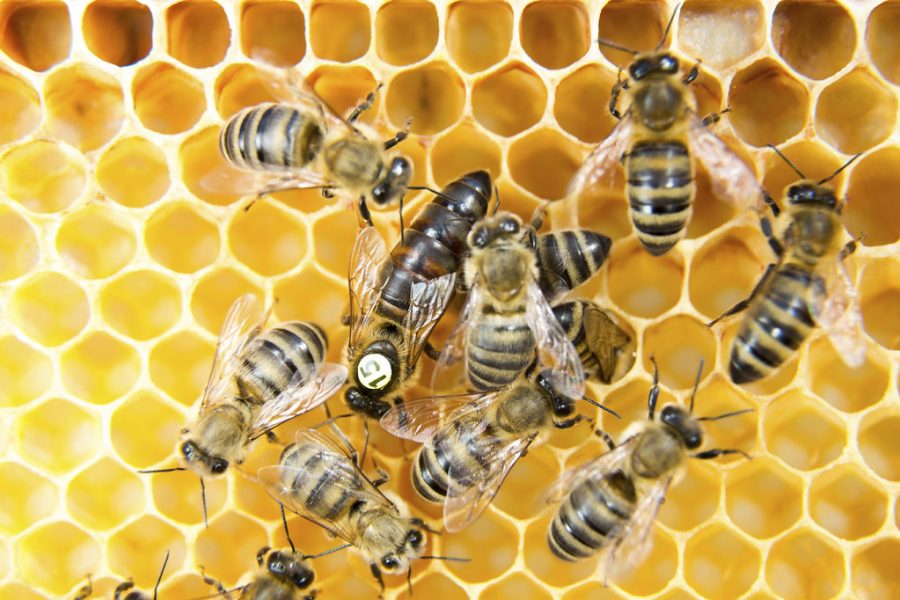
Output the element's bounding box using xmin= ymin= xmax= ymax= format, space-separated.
xmin=278 ymin=439 xmax=362 ymax=522
xmin=413 ymin=413 xmax=495 ymax=504
xmin=535 ymin=230 xmax=612 ymax=300
xmin=466 ymin=311 xmax=534 ymax=391
xmin=220 ymin=103 xmax=324 ymax=172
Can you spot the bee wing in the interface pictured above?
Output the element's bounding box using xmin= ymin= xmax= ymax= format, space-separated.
xmin=525 ymin=281 xmax=586 ymax=399
xmin=197 ymin=158 xmax=333 ymax=197
xmin=404 ymin=273 xmax=458 ymax=364
xmin=808 ymin=256 xmax=867 ymax=368
xmin=247 ymin=363 xmax=349 ymax=441
xmin=430 ymin=283 xmax=483 ymax=394
xmin=443 ymin=433 xmax=535 ymax=533
xmin=567 ymin=115 xmax=633 ymax=198
xmin=584 ymin=305 xmax=636 ymax=384
xmin=256 ymin=66 xmax=353 ymax=134
xmin=348 ymin=227 xmax=389 ymax=351
xmin=687 ymin=112 xmax=761 ymax=211
xmin=540 ymin=441 xmax=633 ymax=506
xmin=200 ymin=294 xmax=267 ymax=414
xmin=380 ymin=390 xmax=499 ymax=444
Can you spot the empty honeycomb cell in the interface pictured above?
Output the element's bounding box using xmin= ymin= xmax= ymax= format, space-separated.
xmin=684 ymin=523 xmax=760 ymax=599
xmin=607 ymin=239 xmax=684 ymax=319
xmin=684 ymin=165 xmax=746 ymax=240
xmin=688 ymin=227 xmax=767 ymax=321
xmin=429 ymin=123 xmax=502 ymax=187
xmin=597 ymin=0 xmax=667 ymax=67
xmin=192 ymin=268 xmax=263 ymax=335
xmin=273 ymin=268 xmax=347 ymax=334
xmin=520 ymin=1 xmax=590 ymax=70
xmin=728 ymin=59 xmax=808 ymax=147
xmin=481 ymin=572 xmax=552 ymax=600
xmin=0 ymin=463 xmax=56 ymax=534
xmin=150 ymin=469 xmax=227 ymax=525
xmin=563 ymin=183 xmax=632 ymax=243
xmin=181 ymin=126 xmax=250 ymax=206
xmin=44 ymin=64 xmax=124 ymax=151
xmin=808 ymin=337 xmax=888 ymax=413
xmin=133 ymin=62 xmax=206 ymax=135
xmin=0 ymin=583 xmax=45 ymax=600
xmin=17 ymin=520 xmax=101 ymax=595
xmin=613 ymin=527 xmax=678 ymax=595
xmin=446 ymin=0 xmax=512 ymax=73
xmin=375 ymin=1 xmax=438 ymax=66
xmin=771 ymin=0 xmax=854 ymax=80
xmin=492 ymin=447 xmax=559 ymax=521
xmin=16 ymin=397 xmax=100 ymax=475
xmin=852 ymin=538 xmax=900 ymax=598
xmin=658 ymin=459 xmax=721 ymax=531
xmin=809 ymin=464 xmax=887 ymax=541
xmin=725 ymin=458 xmax=802 ymax=539
xmin=159 ymin=574 xmax=210 ymax=600
xmin=386 ymin=63 xmax=465 ymax=135
xmin=82 ymin=0 xmax=152 ymax=67
xmin=309 ymin=0 xmax=370 ymax=63
xmin=111 ymin=390 xmax=184 ymax=469
xmin=240 ymin=0 xmax=306 ymax=66
xmin=815 ymin=69 xmax=897 ymax=155
xmin=471 ymin=62 xmax=547 ymax=137
xmin=0 ymin=335 xmax=52 ymax=407
xmin=108 ymin=516 xmax=184 ymax=587
xmin=99 ymin=270 xmax=182 ymax=341
xmin=508 ymin=129 xmax=581 ymax=200
xmin=678 ymin=1 xmax=765 ymax=71
xmin=0 ymin=206 xmax=38 ymax=282
xmin=1 ymin=140 xmax=86 ymax=213
xmin=760 ymin=140 xmax=844 ymax=204
xmin=443 ymin=513 xmax=518 ymax=583
xmin=762 ymin=390 xmax=846 ymax=471
xmin=859 ymin=409 xmax=900 ymax=482
xmin=844 ymin=148 xmax=900 ymax=247
xmin=765 ymin=528 xmax=844 ymax=600
xmin=309 ymin=65 xmax=380 ymax=124
xmin=228 ymin=202 xmax=308 ymax=276
xmin=310 ymin=209 xmax=357 ymax=277
xmin=195 ymin=511 xmax=269 ymax=586
xmin=97 ymin=136 xmax=171 ymax=208
xmin=867 ymin=2 xmax=900 ymax=86
xmin=56 ymin=205 xmax=136 ymax=279
xmin=166 ymin=0 xmax=230 ymax=68
xmin=0 ymin=70 xmax=40 ymax=144
xmin=67 ymin=457 xmax=144 ymax=530
xmin=0 ymin=541 xmax=7 ymax=579
xmin=641 ymin=316 xmax=717 ymax=390
xmin=9 ymin=271 xmax=89 ymax=346
xmin=60 ymin=331 xmax=142 ymax=405
xmin=859 ymin=258 xmax=900 ymax=349
xmin=396 ymin=572 xmax=466 ymax=600
xmin=563 ymin=583 xmax=627 ymax=600
xmin=554 ymin=64 xmax=617 ymax=144
xmin=148 ymin=331 xmax=213 ymax=405
xmin=523 ymin=513 xmax=600 ymax=588
xmin=0 ymin=0 xmax=71 ymax=71
xmin=214 ymin=63 xmax=277 ymax=120
xmin=146 ymin=202 xmax=220 ymax=274
xmin=692 ymin=378 xmax=757 ymax=459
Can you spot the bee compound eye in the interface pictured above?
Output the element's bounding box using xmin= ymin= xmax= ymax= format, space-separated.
xmin=209 ymin=458 xmax=229 ymax=474
xmin=381 ymin=555 xmax=400 ymax=570
xmin=501 ymin=217 xmax=519 ymax=233
xmin=181 ymin=442 xmax=195 ymax=461
xmin=357 ymin=354 xmax=392 ymax=390
xmin=407 ymin=530 xmax=423 ymax=547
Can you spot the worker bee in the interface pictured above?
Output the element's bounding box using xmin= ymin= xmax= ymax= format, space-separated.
xmin=345 ymin=171 xmax=492 ymax=419
xmin=553 ymin=299 xmax=636 ymax=385
xmin=544 ymin=358 xmax=751 ymax=581
xmin=206 ymin=68 xmax=412 ymax=226
xmin=259 ymin=427 xmax=460 ymax=592
xmin=709 ymin=147 xmax=866 ymax=384
xmin=74 ymin=552 xmax=169 ymax=600
xmin=140 ymin=295 xmax=347 ymax=525
xmin=565 ymin=8 xmax=759 ymax=255
xmin=432 ymin=211 xmax=585 ymax=398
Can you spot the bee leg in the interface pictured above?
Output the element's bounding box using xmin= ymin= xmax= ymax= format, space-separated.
xmin=264 ymin=430 xmax=283 ymax=445
xmin=304 ymin=591 xmax=320 ymax=600
xmin=682 ymin=59 xmax=702 ymax=85
xmin=74 ymin=575 xmax=92 ymax=600
xmin=256 ymin=546 xmax=272 ymax=566
xmin=328 ymin=419 xmax=362 ymax=467
xmin=553 ymin=414 xmax=588 ymax=429
xmin=594 ymin=429 xmax=617 ymax=451
xmin=423 ymin=341 xmax=441 ymax=361
xmin=707 ymin=263 xmax=776 ymax=328
xmin=609 ymin=67 xmax=629 ymax=119
xmin=760 ymin=215 xmax=784 ymax=257
xmin=530 ymin=202 xmax=550 ymax=230
xmin=341 ymin=313 xmax=352 ymax=327
xmin=701 ymin=106 xmax=731 ymax=127
xmin=761 ymin=190 xmax=782 ymax=218
xmin=347 ymin=83 xmax=383 ymax=124
xmin=114 ymin=580 xmax=135 ymax=600
xmin=370 ymin=562 xmax=386 ymax=595
xmin=358 ymin=195 xmax=375 ymax=227
xmin=383 ymin=128 xmax=409 ymax=151
xmin=839 ymin=238 xmax=860 ymax=261
xmin=693 ymin=448 xmax=752 ymax=461
xmin=201 ymin=567 xmax=231 ymax=599
xmin=647 ymin=355 xmax=660 ymax=420
xmin=320 ymin=186 xmax=336 ymax=199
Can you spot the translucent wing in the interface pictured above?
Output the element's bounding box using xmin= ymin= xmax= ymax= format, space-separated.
xmin=430 ymin=284 xmax=484 ymax=394
xmin=541 ymin=441 xmax=633 ymax=506
xmin=583 ymin=305 xmax=636 ymax=384
xmin=808 ymin=256 xmax=867 ymax=368
xmin=404 ymin=273 xmax=458 ymax=364
xmin=201 ymin=294 xmax=266 ymax=414
xmin=347 ymin=227 xmax=389 ymax=351
xmin=687 ymin=112 xmax=761 ymax=211
xmin=255 ymin=65 xmax=352 ymax=134
xmin=380 ymin=390 xmax=499 ymax=444
xmin=444 ymin=433 xmax=535 ymax=533
xmin=247 ymin=363 xmax=349 ymax=441
xmin=197 ymin=160 xmax=332 ymax=198
xmin=525 ymin=280 xmax=586 ymax=399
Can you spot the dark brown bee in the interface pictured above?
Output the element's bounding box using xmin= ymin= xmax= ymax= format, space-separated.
xmin=74 ymin=552 xmax=168 ymax=600
xmin=552 ymin=299 xmax=635 ymax=385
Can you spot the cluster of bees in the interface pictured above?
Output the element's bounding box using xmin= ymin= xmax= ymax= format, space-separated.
xmin=92 ymin=10 xmax=868 ymax=600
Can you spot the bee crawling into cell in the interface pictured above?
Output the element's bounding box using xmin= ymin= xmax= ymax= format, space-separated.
xmin=74 ymin=551 xmax=169 ymax=600
xmin=708 ymin=145 xmax=867 ymax=384
xmin=139 ymin=294 xmax=347 ymax=527
xmin=543 ymin=357 xmax=752 ymax=582
xmin=565 ymin=5 xmax=760 ymax=255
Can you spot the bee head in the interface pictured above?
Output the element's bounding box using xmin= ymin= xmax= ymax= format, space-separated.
xmin=177 ymin=438 xmax=229 ymax=477
xmin=659 ymin=404 xmax=702 ymax=450
xmin=372 ymin=156 xmax=412 ymax=206
xmin=265 ymin=549 xmax=315 ymax=589
xmin=468 ymin=212 xmax=522 ymax=249
xmin=786 ymin=182 xmax=838 ymax=210
xmin=629 ymin=52 xmax=679 ymax=80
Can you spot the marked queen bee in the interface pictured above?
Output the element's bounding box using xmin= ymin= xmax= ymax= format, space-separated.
xmin=565 ymin=7 xmax=759 ymax=255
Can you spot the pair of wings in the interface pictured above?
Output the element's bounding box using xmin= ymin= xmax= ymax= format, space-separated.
xmin=431 ymin=277 xmax=586 ymax=400
xmin=200 ymin=294 xmax=348 ymax=442
xmin=542 ymin=438 xmax=671 ymax=584
xmin=380 ymin=390 xmax=534 ymax=533
xmin=564 ymin=109 xmax=761 ymax=228
xmin=807 ymin=253 xmax=867 ymax=368
xmin=258 ymin=428 xmax=394 ymax=544
xmin=348 ymin=226 xmax=457 ymax=367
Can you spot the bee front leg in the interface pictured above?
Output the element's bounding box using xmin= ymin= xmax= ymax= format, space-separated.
xmin=682 ymin=59 xmax=702 ymax=85
xmin=370 ymin=563 xmax=386 ymax=596
xmin=358 ymin=195 xmax=375 ymax=228
xmin=113 ymin=580 xmax=135 ymax=600
xmin=201 ymin=567 xmax=232 ymax=600
xmin=553 ymin=414 xmax=589 ymax=429
xmin=348 ymin=83 xmax=383 ymax=125
xmin=595 ymin=429 xmax=617 ymax=452
xmin=693 ymin=448 xmax=752 ymax=461
xmin=701 ymin=106 xmax=732 ymax=127
xmin=609 ymin=67 xmax=630 ymax=119
xmin=760 ymin=214 xmax=784 ymax=257
xmin=74 ymin=575 xmax=92 ymax=600
xmin=423 ymin=342 xmax=441 ymax=361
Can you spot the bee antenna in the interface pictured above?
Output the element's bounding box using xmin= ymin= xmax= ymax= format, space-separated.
xmin=280 ymin=503 xmax=297 ymax=554
xmin=492 ymin=183 xmax=501 ymax=215
xmin=301 ymin=543 xmax=353 ymax=561
xmin=406 ymin=565 xmax=413 ymax=596
xmin=655 ymin=3 xmax=681 ymax=51
xmin=200 ymin=477 xmax=209 ymax=529
xmin=137 ymin=467 xmax=187 ymax=473
xmin=597 ymin=38 xmax=639 ymax=55
xmin=697 ymin=408 xmax=755 ymax=422
xmin=767 ymin=144 xmax=806 ymax=180
xmin=689 ymin=358 xmax=704 ymax=414
xmin=152 ymin=550 xmax=170 ymax=600
xmin=818 ymin=153 xmax=863 ymax=185
xmin=419 ymin=555 xmax=470 ymax=563
xmin=580 ymin=396 xmax=621 ymax=419
xmin=407 ymin=185 xmax=456 ymax=204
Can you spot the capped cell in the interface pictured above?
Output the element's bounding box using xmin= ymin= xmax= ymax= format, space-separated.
xmin=309 ymin=0 xmax=370 ymax=62
xmin=0 ymin=0 xmax=71 ymax=71
xmin=386 ymin=62 xmax=465 ymax=135
xmin=521 ymin=1 xmax=590 ymax=70
xmin=0 ymin=335 xmax=53 ymax=407
xmin=241 ymin=0 xmax=306 ymax=66
xmin=375 ymin=1 xmax=438 ymax=66
xmin=133 ymin=62 xmax=206 ymax=135
xmin=16 ymin=397 xmax=100 ymax=475
xmin=56 ymin=205 xmax=136 ymax=279
xmin=472 ymin=62 xmax=547 ymax=137
xmin=83 ymin=0 xmax=153 ymax=67
xmin=44 ymin=63 xmax=124 ymax=151
xmin=166 ymin=0 xmax=230 ymax=68
xmin=446 ymin=0 xmax=512 ymax=73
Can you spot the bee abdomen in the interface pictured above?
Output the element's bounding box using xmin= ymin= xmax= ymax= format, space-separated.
xmin=281 ymin=442 xmax=358 ymax=521
xmin=412 ymin=445 xmax=450 ymax=503
xmin=536 ymin=230 xmax=612 ymax=300
xmin=467 ymin=320 xmax=534 ymax=391
xmin=626 ymin=140 xmax=693 ymax=256
xmin=220 ymin=103 xmax=323 ymax=172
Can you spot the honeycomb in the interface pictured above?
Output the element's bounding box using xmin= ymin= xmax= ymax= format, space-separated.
xmin=0 ymin=0 xmax=897 ymax=598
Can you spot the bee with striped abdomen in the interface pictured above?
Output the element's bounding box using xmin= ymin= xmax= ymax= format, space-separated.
xmin=74 ymin=552 xmax=168 ymax=600
xmin=552 ymin=299 xmax=636 ymax=385
xmin=566 ymin=8 xmax=758 ymax=255
xmin=544 ymin=359 xmax=751 ymax=581
xmin=709 ymin=146 xmax=866 ymax=384
xmin=345 ymin=171 xmax=493 ymax=419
